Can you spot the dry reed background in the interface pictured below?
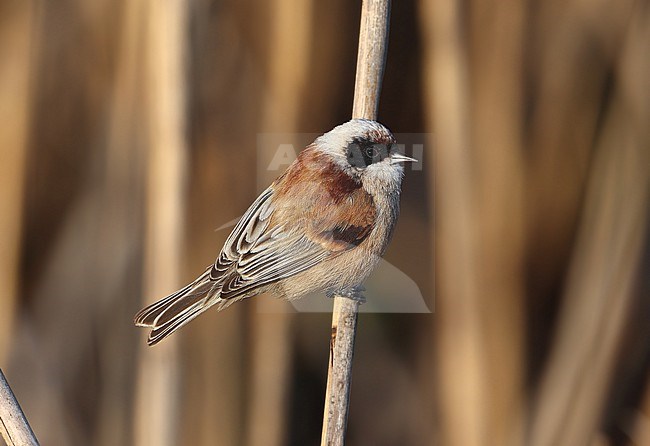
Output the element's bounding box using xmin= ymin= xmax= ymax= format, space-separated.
xmin=0 ymin=0 xmax=648 ymax=445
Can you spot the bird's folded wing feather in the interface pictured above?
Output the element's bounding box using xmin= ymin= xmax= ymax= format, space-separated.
xmin=208 ymin=164 xmax=376 ymax=301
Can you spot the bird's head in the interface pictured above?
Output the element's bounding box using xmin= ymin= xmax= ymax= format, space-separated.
xmin=313 ymin=119 xmax=416 ymax=196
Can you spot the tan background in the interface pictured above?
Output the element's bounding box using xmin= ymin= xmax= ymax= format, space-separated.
xmin=0 ymin=0 xmax=648 ymax=445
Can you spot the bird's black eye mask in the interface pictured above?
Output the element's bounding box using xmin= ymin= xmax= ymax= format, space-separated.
xmin=346 ymin=138 xmax=395 ymax=168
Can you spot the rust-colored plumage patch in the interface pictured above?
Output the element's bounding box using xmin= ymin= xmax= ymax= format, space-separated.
xmin=272 ymin=146 xmax=377 ymax=252
xmin=276 ymin=146 xmax=361 ymax=201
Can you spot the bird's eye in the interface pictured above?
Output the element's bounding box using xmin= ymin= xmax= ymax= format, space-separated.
xmin=365 ymin=147 xmax=379 ymax=159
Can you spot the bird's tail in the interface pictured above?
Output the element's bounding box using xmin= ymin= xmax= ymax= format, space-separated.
xmin=134 ymin=269 xmax=231 ymax=346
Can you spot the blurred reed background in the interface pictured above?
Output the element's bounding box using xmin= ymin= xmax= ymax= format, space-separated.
xmin=0 ymin=0 xmax=648 ymax=445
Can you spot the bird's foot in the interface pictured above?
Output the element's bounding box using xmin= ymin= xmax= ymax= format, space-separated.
xmin=326 ymin=285 xmax=366 ymax=303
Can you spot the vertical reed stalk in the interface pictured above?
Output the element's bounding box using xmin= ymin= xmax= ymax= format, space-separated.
xmin=134 ymin=1 xmax=188 ymax=445
xmin=0 ymin=0 xmax=35 ymax=364
xmin=245 ymin=0 xmax=314 ymax=445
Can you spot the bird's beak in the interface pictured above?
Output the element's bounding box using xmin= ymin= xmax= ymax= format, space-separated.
xmin=390 ymin=153 xmax=418 ymax=164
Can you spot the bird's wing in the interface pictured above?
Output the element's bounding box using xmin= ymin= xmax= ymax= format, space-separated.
xmin=209 ymin=164 xmax=377 ymax=301
xmin=209 ymin=186 xmax=329 ymax=299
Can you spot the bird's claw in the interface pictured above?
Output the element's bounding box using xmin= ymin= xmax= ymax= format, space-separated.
xmin=326 ymin=285 xmax=366 ymax=303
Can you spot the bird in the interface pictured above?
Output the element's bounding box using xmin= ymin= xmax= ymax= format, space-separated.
xmin=134 ymin=119 xmax=416 ymax=345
